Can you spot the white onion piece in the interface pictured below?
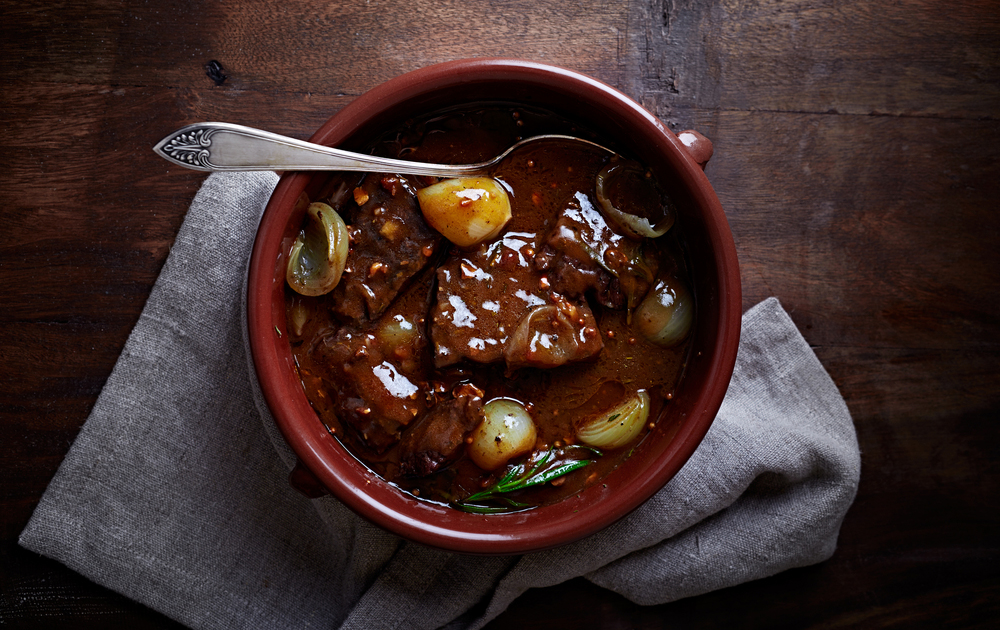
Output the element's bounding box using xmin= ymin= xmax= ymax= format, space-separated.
xmin=595 ymin=162 xmax=674 ymax=239
xmin=634 ymin=277 xmax=694 ymax=347
xmin=469 ymin=398 xmax=537 ymax=471
xmin=504 ymin=304 xmax=578 ymax=369
xmin=576 ymin=390 xmax=650 ymax=449
xmin=286 ymin=202 xmax=350 ymax=296
xmin=416 ymin=177 xmax=512 ymax=247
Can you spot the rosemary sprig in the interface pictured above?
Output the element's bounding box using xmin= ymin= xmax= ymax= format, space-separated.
xmin=454 ymin=445 xmax=602 ymax=513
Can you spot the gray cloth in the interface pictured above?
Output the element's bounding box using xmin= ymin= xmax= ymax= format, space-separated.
xmin=20 ymin=171 xmax=861 ymax=629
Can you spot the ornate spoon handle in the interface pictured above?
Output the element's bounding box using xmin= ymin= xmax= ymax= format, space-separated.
xmin=153 ymin=122 xmax=489 ymax=177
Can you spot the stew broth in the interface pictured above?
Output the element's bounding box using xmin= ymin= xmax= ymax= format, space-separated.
xmin=284 ymin=104 xmax=694 ymax=512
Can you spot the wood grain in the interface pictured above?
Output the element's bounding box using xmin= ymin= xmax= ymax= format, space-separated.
xmin=2 ymin=0 xmax=999 ymax=627
xmin=0 ymin=0 xmax=632 ymax=92
xmin=627 ymin=0 xmax=1000 ymax=119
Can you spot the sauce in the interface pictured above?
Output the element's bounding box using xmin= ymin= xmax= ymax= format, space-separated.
xmin=284 ymin=104 xmax=694 ymax=511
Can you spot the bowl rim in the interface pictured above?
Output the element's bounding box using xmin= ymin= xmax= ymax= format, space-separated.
xmin=247 ymin=58 xmax=741 ymax=554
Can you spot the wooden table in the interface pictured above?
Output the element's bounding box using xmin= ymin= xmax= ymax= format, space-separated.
xmin=2 ymin=0 xmax=998 ymax=627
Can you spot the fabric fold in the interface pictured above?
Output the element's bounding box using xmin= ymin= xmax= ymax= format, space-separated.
xmin=20 ymin=172 xmax=860 ymax=630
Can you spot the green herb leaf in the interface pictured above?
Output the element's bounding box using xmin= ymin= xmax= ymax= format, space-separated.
xmin=580 ymin=241 xmax=617 ymax=277
xmin=523 ymin=460 xmax=593 ymax=487
xmin=454 ymin=446 xmax=602 ymax=513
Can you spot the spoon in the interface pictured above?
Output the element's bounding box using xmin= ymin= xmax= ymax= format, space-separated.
xmin=153 ymin=122 xmax=613 ymax=177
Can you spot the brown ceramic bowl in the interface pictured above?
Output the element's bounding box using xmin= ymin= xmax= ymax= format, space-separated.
xmin=247 ymin=59 xmax=740 ymax=554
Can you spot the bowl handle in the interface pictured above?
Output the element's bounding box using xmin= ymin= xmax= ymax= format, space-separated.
xmin=289 ymin=458 xmax=331 ymax=498
xmin=677 ymin=130 xmax=713 ymax=170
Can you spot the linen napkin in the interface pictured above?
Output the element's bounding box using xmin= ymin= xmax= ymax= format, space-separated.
xmin=20 ymin=171 xmax=861 ymax=630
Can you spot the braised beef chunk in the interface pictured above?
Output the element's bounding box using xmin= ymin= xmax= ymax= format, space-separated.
xmin=399 ymin=384 xmax=485 ymax=477
xmin=312 ymin=327 xmax=428 ymax=452
xmin=431 ymin=229 xmax=606 ymax=370
xmin=430 ymin=231 xmax=549 ymax=367
xmin=328 ymin=173 xmax=443 ymax=322
xmin=534 ymin=192 xmax=658 ymax=310
xmin=310 ymin=273 xmax=434 ymax=454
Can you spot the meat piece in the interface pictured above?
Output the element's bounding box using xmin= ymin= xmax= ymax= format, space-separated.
xmin=310 ymin=273 xmax=434 ymax=453
xmin=535 ymin=191 xmax=658 ymax=310
xmin=313 ymin=327 xmax=428 ymax=453
xmin=430 ymin=231 xmax=551 ymax=367
xmin=431 ymin=229 xmax=606 ymax=370
xmin=328 ymin=173 xmax=443 ymax=322
xmin=399 ymin=384 xmax=485 ymax=477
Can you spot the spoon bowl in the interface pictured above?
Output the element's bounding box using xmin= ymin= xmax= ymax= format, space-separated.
xmin=154 ymin=122 xmax=614 ymax=177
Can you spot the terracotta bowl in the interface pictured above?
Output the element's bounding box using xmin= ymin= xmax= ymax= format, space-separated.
xmin=247 ymin=59 xmax=741 ymax=554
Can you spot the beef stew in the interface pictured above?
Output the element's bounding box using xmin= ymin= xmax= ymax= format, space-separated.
xmin=283 ymin=104 xmax=695 ymax=513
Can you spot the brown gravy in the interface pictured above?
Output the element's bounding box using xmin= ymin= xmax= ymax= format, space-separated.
xmin=284 ymin=104 xmax=694 ymax=511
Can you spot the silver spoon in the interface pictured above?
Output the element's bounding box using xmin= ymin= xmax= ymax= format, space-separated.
xmin=153 ymin=122 xmax=613 ymax=177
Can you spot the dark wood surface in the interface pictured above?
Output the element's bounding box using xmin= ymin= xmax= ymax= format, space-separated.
xmin=2 ymin=0 xmax=998 ymax=627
